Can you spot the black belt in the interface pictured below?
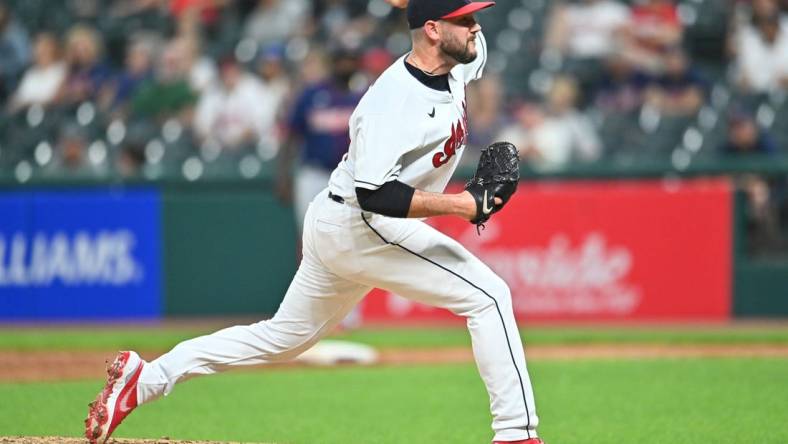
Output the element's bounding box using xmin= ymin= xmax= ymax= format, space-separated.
xmin=328 ymin=191 xmax=345 ymax=204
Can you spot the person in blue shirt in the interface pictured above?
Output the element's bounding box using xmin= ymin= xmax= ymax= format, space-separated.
xmin=643 ymin=46 xmax=705 ymax=116
xmin=593 ymin=53 xmax=652 ymax=113
xmin=105 ymin=37 xmax=155 ymax=114
xmin=277 ymin=46 xmax=364 ymax=233
xmin=721 ymin=110 xmax=778 ymax=156
xmin=59 ymin=24 xmax=113 ymax=107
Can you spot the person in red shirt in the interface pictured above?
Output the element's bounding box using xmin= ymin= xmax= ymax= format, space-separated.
xmin=170 ymin=0 xmax=230 ymax=37
xmin=170 ymin=0 xmax=223 ymax=24
xmin=623 ymin=0 xmax=683 ymax=73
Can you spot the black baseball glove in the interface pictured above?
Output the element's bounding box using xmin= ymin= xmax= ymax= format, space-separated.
xmin=464 ymin=141 xmax=520 ymax=232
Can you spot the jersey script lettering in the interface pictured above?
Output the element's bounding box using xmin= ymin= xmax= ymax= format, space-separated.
xmin=432 ymin=101 xmax=469 ymax=168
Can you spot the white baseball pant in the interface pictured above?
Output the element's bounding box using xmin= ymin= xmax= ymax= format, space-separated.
xmin=137 ymin=188 xmax=539 ymax=441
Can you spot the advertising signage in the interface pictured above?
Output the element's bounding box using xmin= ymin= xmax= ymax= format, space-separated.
xmin=361 ymin=179 xmax=733 ymax=322
xmin=0 ymin=189 xmax=162 ymax=320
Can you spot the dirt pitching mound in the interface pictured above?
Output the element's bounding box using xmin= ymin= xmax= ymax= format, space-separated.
xmin=0 ymin=438 xmax=272 ymax=444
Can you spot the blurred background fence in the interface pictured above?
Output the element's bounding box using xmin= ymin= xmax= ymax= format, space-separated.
xmin=1 ymin=0 xmax=787 ymax=321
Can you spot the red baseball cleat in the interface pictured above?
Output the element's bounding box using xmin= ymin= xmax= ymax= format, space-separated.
xmin=85 ymin=351 xmax=144 ymax=444
xmin=494 ymin=439 xmax=545 ymax=444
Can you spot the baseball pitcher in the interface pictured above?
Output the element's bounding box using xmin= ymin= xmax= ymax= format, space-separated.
xmin=86 ymin=1 xmax=543 ymax=443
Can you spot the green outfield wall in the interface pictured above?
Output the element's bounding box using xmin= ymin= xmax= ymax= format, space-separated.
xmin=161 ymin=183 xmax=297 ymax=316
xmin=734 ymin=260 xmax=788 ymax=316
xmin=732 ymin=191 xmax=788 ymax=316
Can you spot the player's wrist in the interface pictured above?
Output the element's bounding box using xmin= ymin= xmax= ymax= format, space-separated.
xmin=457 ymin=191 xmax=479 ymax=221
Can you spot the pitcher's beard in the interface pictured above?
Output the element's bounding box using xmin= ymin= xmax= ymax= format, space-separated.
xmin=440 ymin=37 xmax=477 ymax=65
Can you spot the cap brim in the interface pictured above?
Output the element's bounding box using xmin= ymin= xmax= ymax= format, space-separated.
xmin=441 ymin=2 xmax=495 ymax=19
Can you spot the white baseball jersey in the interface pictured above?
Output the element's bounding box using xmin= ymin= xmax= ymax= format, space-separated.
xmin=328 ymin=32 xmax=488 ymax=202
xmin=135 ymin=30 xmax=539 ymax=443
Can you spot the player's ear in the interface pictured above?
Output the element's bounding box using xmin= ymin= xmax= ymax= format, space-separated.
xmin=422 ymin=20 xmax=441 ymax=42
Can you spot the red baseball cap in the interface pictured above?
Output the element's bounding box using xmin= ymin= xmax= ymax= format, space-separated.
xmin=407 ymin=0 xmax=495 ymax=29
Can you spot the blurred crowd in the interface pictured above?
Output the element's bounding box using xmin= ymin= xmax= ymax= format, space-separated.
xmin=0 ymin=0 xmax=400 ymax=178
xmin=0 ymin=0 xmax=787 ymax=252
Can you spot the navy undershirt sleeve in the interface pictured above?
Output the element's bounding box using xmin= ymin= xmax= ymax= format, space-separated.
xmin=355 ymin=181 xmax=416 ymax=218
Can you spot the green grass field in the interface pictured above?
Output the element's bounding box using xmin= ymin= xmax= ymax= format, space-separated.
xmin=3 ymin=324 xmax=788 ymax=351
xmin=1 ymin=325 xmax=788 ymax=443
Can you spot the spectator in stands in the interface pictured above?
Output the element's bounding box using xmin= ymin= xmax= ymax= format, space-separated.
xmin=499 ymin=76 xmax=602 ymax=171
xmin=116 ymin=147 xmax=146 ymax=177
xmin=543 ymin=75 xmax=602 ymax=165
xmin=593 ymin=53 xmax=651 ymax=113
xmin=497 ymin=103 xmax=544 ymax=166
xmin=115 ymin=135 xmax=147 ymax=178
xmin=466 ymin=74 xmax=506 ymax=164
xmin=170 ymin=0 xmax=230 ymax=37
xmin=298 ymin=47 xmax=330 ymax=85
xmin=0 ymin=3 xmax=31 ymax=103
xmin=544 ymin=0 xmax=630 ymax=61
xmin=622 ymin=0 xmax=683 ymax=73
xmin=104 ymin=35 xmax=157 ymax=114
xmin=255 ymin=44 xmax=291 ymax=121
xmin=176 ymin=35 xmax=217 ymax=94
xmin=58 ymin=25 xmax=113 ymax=107
xmin=733 ymin=12 xmax=788 ymax=93
xmin=193 ymin=55 xmax=277 ymax=151
xmin=720 ymin=109 xmax=782 ymax=252
xmin=360 ymin=46 xmax=394 ymax=84
xmin=729 ymin=0 xmax=783 ymax=58
xmin=721 ymin=109 xmax=778 ymax=156
xmin=243 ymin=0 xmax=309 ymax=47
xmin=544 ymin=0 xmax=631 ymax=105
xmin=754 ymin=0 xmax=785 ymax=18
xmin=643 ymin=47 xmax=705 ymax=116
xmin=276 ymin=46 xmax=363 ymax=231
xmin=129 ymin=37 xmax=197 ymax=120
xmin=43 ymin=122 xmax=104 ymax=177
xmin=7 ymin=32 xmax=66 ymax=113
